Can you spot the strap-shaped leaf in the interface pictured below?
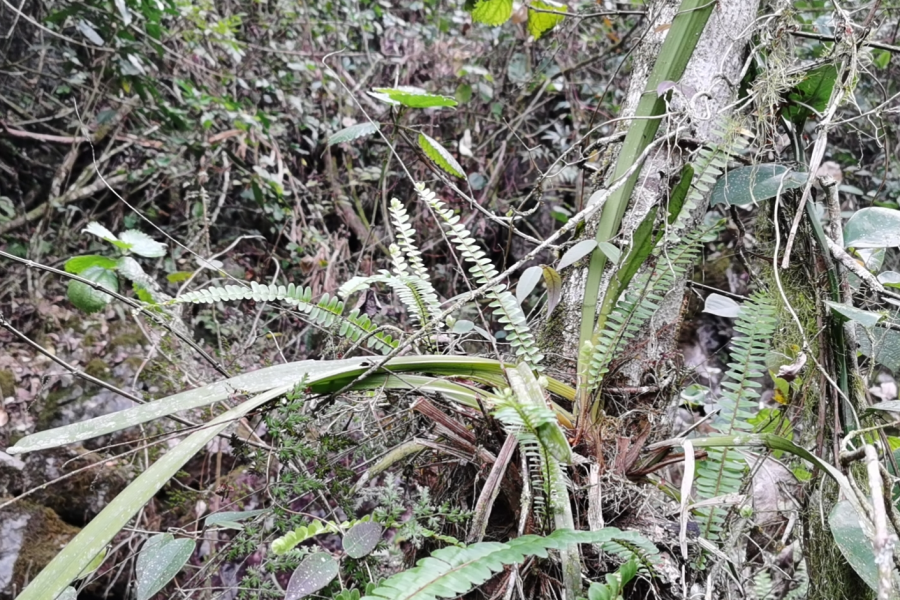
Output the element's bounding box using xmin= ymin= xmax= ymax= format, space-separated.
xmin=418 ymin=133 xmax=465 ymax=178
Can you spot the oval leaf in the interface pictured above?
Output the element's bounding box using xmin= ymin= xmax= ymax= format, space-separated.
xmin=526 ymin=0 xmax=565 ymax=39
xmin=844 ymin=207 xmax=900 ymax=249
xmin=371 ymin=87 xmax=457 ymax=109
xmin=67 ymin=266 xmax=118 ymax=313
xmin=878 ymin=271 xmax=900 ymax=288
xmin=557 ymin=240 xmax=598 ymax=271
xmin=829 ymin=500 xmax=880 ymax=591
xmin=136 ymin=534 xmax=195 ymax=600
xmin=205 ymin=509 xmax=269 ymax=529
xmin=597 ymin=242 xmax=621 ymax=265
xmin=286 ymin=552 xmax=339 ymax=600
xmin=64 ymin=255 xmax=118 ymax=274
xmin=418 ymin=133 xmax=465 ymax=178
xmin=451 ymin=319 xmax=475 ymax=334
xmin=328 ymin=122 xmax=380 ymax=146
xmin=702 ymin=293 xmax=741 ymax=318
xmin=709 ymin=164 xmax=808 ymax=207
xmin=516 ymin=266 xmax=544 ymax=304
xmin=824 ymin=301 xmax=882 ymax=328
xmin=118 ymin=230 xmax=167 ymax=257
xmin=343 ymin=521 xmax=383 ymax=558
xmin=470 ymin=0 xmax=513 ymax=26
xmin=542 ymin=266 xmax=562 ymax=317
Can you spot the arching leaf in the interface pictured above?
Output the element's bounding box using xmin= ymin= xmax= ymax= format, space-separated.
xmin=286 ymin=553 xmax=339 ymax=600
xmin=824 ymin=301 xmax=882 ymax=328
xmin=118 ymin=230 xmax=167 ymax=257
xmin=418 ymin=133 xmax=466 ymax=178
xmin=64 ymin=255 xmax=118 ymax=274
xmin=542 ymin=266 xmax=562 ymax=317
xmin=328 ymin=122 xmax=380 ymax=146
xmin=702 ymin=293 xmax=741 ymax=318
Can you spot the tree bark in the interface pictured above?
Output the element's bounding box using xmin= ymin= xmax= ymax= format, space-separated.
xmin=542 ymin=0 xmax=759 ymax=380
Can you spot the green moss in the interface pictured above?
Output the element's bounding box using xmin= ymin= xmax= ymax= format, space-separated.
xmin=84 ymin=358 xmax=110 ymax=379
xmin=0 ymin=369 xmax=15 ymax=398
xmin=109 ymin=331 xmax=145 ymax=349
xmin=8 ymin=502 xmax=81 ymax=592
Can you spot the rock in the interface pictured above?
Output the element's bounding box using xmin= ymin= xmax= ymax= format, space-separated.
xmin=0 ymin=501 xmax=80 ymax=599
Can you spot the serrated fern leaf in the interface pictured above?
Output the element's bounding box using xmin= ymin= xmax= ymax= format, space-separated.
xmin=360 ymin=528 xmax=660 ymax=600
xmin=417 ymin=183 xmax=543 ymax=371
xmin=173 ymin=282 xmax=397 ymax=353
xmin=694 ymin=292 xmax=777 ymax=539
xmin=585 ymin=224 xmax=714 ymax=392
xmin=670 ymin=124 xmax=751 ymax=233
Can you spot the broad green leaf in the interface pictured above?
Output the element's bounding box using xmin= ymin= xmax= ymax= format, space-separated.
xmin=450 ymin=319 xmax=475 ymax=334
xmin=516 ymin=266 xmax=544 ymax=303
xmin=596 ymin=242 xmax=621 ymax=265
xmin=371 ymin=87 xmax=458 ymax=109
xmin=418 ymin=133 xmax=465 ymax=178
xmin=66 ymin=266 xmax=118 ymax=313
xmin=13 ymin=385 xmax=290 ymax=600
xmin=702 ymin=293 xmax=741 ymax=318
xmin=878 ymin=271 xmax=900 ymax=288
xmin=205 ymin=509 xmax=269 ymax=529
xmin=828 ymin=500 xmax=880 ymax=591
xmin=64 ymin=255 xmax=118 ymax=274
xmin=167 ymin=271 xmax=194 ymax=283
xmin=875 ymin=50 xmax=892 ymax=69
xmin=856 ymin=325 xmax=900 ymax=373
xmin=783 ymin=64 xmax=838 ymax=126
xmin=542 ymin=266 xmax=562 ymax=317
xmin=118 ymin=230 xmax=166 ymax=257
xmin=470 ymin=0 xmax=513 ymax=26
xmin=136 ymin=534 xmax=195 ymax=600
xmin=286 ymin=553 xmax=339 ymax=600
xmin=844 ymin=207 xmax=900 ymax=248
xmin=343 ymin=522 xmax=383 ymax=558
xmin=526 ymin=0 xmax=565 ymax=40
xmin=558 ymin=240 xmax=598 ymax=270
xmin=865 ymin=400 xmax=900 ymax=415
xmin=709 ymin=164 xmax=808 ymax=207
xmin=82 ymin=222 xmax=118 ymax=243
xmin=824 ymin=301 xmax=882 ymax=328
xmin=328 ymin=122 xmax=380 ymax=146
xmin=600 ymin=207 xmax=660 ymax=319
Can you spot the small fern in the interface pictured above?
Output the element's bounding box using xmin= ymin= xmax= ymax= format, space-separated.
xmin=172 ymin=282 xmax=397 ymax=353
xmin=694 ymin=291 xmax=777 ymax=539
xmin=671 ymin=123 xmax=751 ymax=233
xmin=418 ymin=184 xmax=543 ymax=371
xmin=585 ymin=223 xmax=717 ymax=392
xmin=359 ymin=527 xmax=660 ymax=600
xmin=271 ymin=515 xmax=376 ymax=555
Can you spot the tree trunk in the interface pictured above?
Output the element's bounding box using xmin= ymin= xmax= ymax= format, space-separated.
xmin=542 ymin=0 xmax=759 ymax=379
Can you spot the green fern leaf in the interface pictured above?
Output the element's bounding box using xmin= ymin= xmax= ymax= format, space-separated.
xmin=360 ymin=528 xmax=659 ymax=600
xmin=694 ymin=292 xmax=777 ymax=539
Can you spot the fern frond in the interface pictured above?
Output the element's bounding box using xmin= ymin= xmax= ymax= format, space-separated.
xmin=390 ymin=198 xmax=431 ymax=283
xmin=272 ymin=515 xmax=376 ymax=555
xmin=694 ymin=292 xmax=777 ymax=539
xmin=360 ymin=528 xmax=660 ymax=600
xmin=339 ymin=269 xmax=442 ymax=332
xmin=418 ymin=184 xmax=543 ymax=370
xmin=670 ymin=124 xmax=751 ymax=233
xmin=173 ymin=282 xmax=397 ymax=353
xmin=586 ymin=224 xmax=714 ymax=392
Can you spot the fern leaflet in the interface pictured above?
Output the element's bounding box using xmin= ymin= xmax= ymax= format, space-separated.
xmin=172 ymin=282 xmax=397 ymax=353
xmin=694 ymin=292 xmax=777 ymax=539
xmin=360 ymin=527 xmax=660 ymax=600
xmin=418 ymin=184 xmax=543 ymax=370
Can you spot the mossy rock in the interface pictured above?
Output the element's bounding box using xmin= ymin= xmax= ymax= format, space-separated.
xmin=0 ymin=501 xmax=80 ymax=597
xmin=0 ymin=370 xmax=15 ymax=399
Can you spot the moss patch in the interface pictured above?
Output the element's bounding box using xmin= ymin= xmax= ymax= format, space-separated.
xmin=0 ymin=369 xmax=15 ymax=398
